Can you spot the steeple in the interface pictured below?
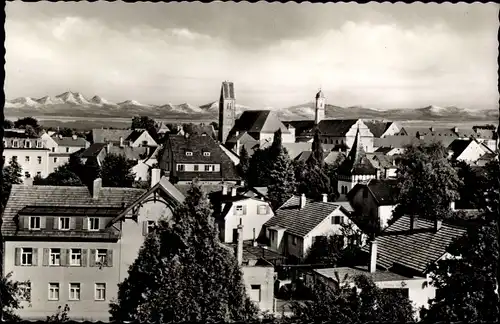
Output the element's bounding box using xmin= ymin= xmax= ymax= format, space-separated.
xmin=218 ymin=81 xmax=236 ymax=143
xmin=314 ymin=88 xmax=325 ymax=125
xmin=338 ymin=126 xmax=377 ymax=176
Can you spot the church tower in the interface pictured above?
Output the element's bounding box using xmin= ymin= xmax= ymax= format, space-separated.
xmin=314 ymin=89 xmax=325 ymax=124
xmin=218 ymin=81 xmax=236 ymax=143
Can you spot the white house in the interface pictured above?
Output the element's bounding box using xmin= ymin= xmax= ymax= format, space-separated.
xmin=92 ymin=129 xmax=157 ymax=147
xmin=447 ymin=139 xmax=489 ymax=164
xmin=41 ymin=134 xmax=90 ymax=173
xmin=263 ymin=194 xmax=364 ymax=260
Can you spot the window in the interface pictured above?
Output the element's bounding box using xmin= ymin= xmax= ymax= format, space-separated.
xmin=50 ymin=248 xmax=61 ymax=266
xmin=70 ymin=249 xmax=82 ymax=266
xmin=25 ymin=141 xmax=31 ymax=148
xmin=48 ymin=283 xmax=59 ymax=301
xmin=194 ymin=165 xmax=199 ymax=171
xmin=21 ymin=248 xmax=33 ymax=266
xmin=25 ymin=156 xmax=30 ymax=162
xmin=37 ymin=171 xmax=41 ymax=177
xmin=88 ymin=217 xmax=100 ymax=231
xmin=13 ymin=141 xmax=19 ymax=148
xmin=53 ymin=157 xmax=57 ymax=163
xmin=204 ymin=165 xmax=210 ymax=171
xmin=96 ymin=249 xmax=107 ymax=265
xmin=177 ymin=164 xmax=185 ymax=171
xmin=66 ymin=147 xmax=70 ymax=153
xmin=147 ymin=220 xmax=156 ymax=234
xmin=51 ymin=147 xmax=55 ymax=152
xmin=333 ymin=216 xmax=344 ymax=225
xmin=235 ymin=205 xmax=244 ymax=216
xmin=24 ymin=172 xmax=31 ymax=178
xmin=95 ymin=283 xmax=106 ymax=301
xmin=29 ymin=216 xmax=41 ymax=230
xmin=292 ymin=236 xmax=298 ymax=245
xmin=37 ymin=156 xmax=42 ymax=164
xmin=185 ymin=151 xmax=193 ymax=156
xmin=250 ymin=284 xmax=262 ymax=302
xmin=19 ymin=282 xmax=31 ymax=301
xmin=59 ymin=217 xmax=70 ymax=230
xmin=257 ymin=205 xmax=268 ymax=215
xmin=203 ymin=152 xmax=211 ymax=157
xmin=69 ymin=283 xmax=81 ymax=301
xmin=36 ymin=141 xmax=42 ymax=148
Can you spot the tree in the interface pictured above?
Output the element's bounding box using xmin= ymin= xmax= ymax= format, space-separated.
xmin=210 ymin=121 xmax=219 ymax=130
xmin=33 ymin=163 xmax=83 ymax=186
xmin=309 ymin=130 xmax=324 ymax=167
xmin=245 ymin=148 xmax=273 ymax=187
xmin=46 ymin=304 xmax=70 ymax=322
xmin=83 ymin=158 xmax=101 ymax=186
xmin=237 ymin=146 xmax=250 ymax=178
xmin=14 ymin=117 xmax=42 ymax=134
xmin=3 ymin=119 xmax=13 ymax=129
xmin=24 ymin=125 xmax=39 ymax=137
xmin=101 ymin=154 xmax=136 ymax=187
xmin=267 ymin=130 xmax=296 ymax=209
xmin=0 ymin=273 xmax=31 ymax=321
xmin=58 ymin=128 xmax=74 ymax=137
xmin=393 ymin=142 xmax=462 ymax=222
xmin=2 ymin=158 xmax=23 ymax=206
xmin=110 ymin=182 xmax=259 ymax=322
xmin=132 ymin=116 xmax=158 ymax=141
xmin=291 ymin=274 xmax=415 ymax=323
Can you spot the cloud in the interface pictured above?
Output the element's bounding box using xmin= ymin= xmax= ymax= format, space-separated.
xmin=4 ymin=8 xmax=499 ymax=110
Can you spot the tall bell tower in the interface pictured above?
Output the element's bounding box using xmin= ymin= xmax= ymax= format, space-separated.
xmin=218 ymin=81 xmax=236 ymax=143
xmin=314 ymin=89 xmax=325 ymax=124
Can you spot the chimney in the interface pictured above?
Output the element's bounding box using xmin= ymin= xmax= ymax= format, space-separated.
xmin=72 ymin=135 xmax=77 ymax=140
xmin=119 ymin=137 xmax=124 ymax=147
xmin=92 ymin=178 xmax=102 ymax=199
xmin=106 ymin=142 xmax=112 ymax=153
xmin=150 ymin=168 xmax=161 ymax=188
xmin=222 ymin=184 xmax=228 ymax=196
xmin=430 ymin=127 xmax=435 ymax=132
xmin=231 ymin=187 xmax=237 ymax=197
xmin=453 ymin=127 xmax=458 ymax=133
xmin=322 ymin=193 xmax=328 ymax=203
xmin=369 ymin=239 xmax=378 ymax=273
xmin=300 ymin=194 xmax=306 ymax=209
xmin=235 ymin=131 xmax=239 ymax=137
xmin=239 ymin=179 xmax=245 ymax=187
xmin=409 ymin=215 xmax=417 ymax=233
xmin=450 ymin=201 xmax=455 ymax=211
xmin=236 ymin=139 xmax=241 ymax=155
xmin=237 ymin=223 xmax=244 ymax=266
xmin=253 ymin=228 xmax=258 ymax=247
xmin=434 ymin=219 xmax=442 ymax=233
xmin=129 ymin=140 xmax=133 ymax=147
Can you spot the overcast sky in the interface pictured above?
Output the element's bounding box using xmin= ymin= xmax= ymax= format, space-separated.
xmin=5 ymin=2 xmax=499 ymax=110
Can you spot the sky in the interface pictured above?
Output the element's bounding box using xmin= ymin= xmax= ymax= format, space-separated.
xmin=4 ymin=2 xmax=499 ymax=110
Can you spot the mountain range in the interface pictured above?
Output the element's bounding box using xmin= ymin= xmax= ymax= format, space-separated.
xmin=4 ymin=91 xmax=498 ymax=122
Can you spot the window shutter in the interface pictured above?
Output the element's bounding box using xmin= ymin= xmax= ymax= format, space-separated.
xmin=70 ymin=217 xmax=76 ymax=230
xmin=61 ymin=249 xmax=68 ymax=267
xmin=83 ymin=218 xmax=88 ymax=230
xmin=40 ymin=216 xmax=46 ymax=229
xmin=81 ymin=249 xmax=88 ymax=267
xmin=242 ymin=205 xmax=247 ymax=215
xmin=33 ymin=248 xmax=39 ymax=266
xmin=46 ymin=217 xmax=53 ymax=231
xmin=75 ymin=217 xmax=83 ymax=230
xmin=106 ymin=250 xmax=113 ymax=267
xmin=53 ymin=217 xmax=58 ymax=230
xmin=42 ymin=248 xmax=49 ymax=266
xmin=142 ymin=221 xmax=148 ymax=236
xmin=15 ymin=248 xmax=21 ymax=266
xmin=89 ymin=249 xmax=96 ymax=267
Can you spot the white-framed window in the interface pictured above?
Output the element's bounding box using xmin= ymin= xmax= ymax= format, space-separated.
xmin=25 ymin=156 xmax=30 ymax=162
xmin=51 ymin=147 xmax=55 ymax=152
xmin=24 ymin=172 xmax=31 ymax=178
xmin=29 ymin=216 xmax=41 ymax=230
xmin=25 ymin=141 xmax=31 ymax=148
xmin=37 ymin=156 xmax=42 ymax=164
xmin=177 ymin=164 xmax=185 ymax=171
xmin=333 ymin=216 xmax=344 ymax=225
xmin=95 ymin=283 xmax=106 ymax=301
xmin=37 ymin=171 xmax=42 ymax=177
xmin=50 ymin=248 xmax=61 ymax=266
xmin=292 ymin=236 xmax=298 ymax=246
xmin=36 ymin=141 xmax=42 ymax=148
xmin=147 ymin=220 xmax=156 ymax=234
xmin=203 ymin=152 xmax=211 ymax=157
xmin=66 ymin=147 xmax=70 ymax=153
xmin=96 ymin=249 xmax=107 ymax=265
xmin=69 ymin=283 xmax=81 ymax=301
xmin=21 ymin=248 xmax=33 ymax=266
xmin=257 ymin=205 xmax=268 ymax=215
xmin=59 ymin=217 xmax=70 ymax=230
xmin=185 ymin=151 xmax=193 ymax=156
xmin=19 ymin=282 xmax=31 ymax=301
xmin=48 ymin=283 xmax=59 ymax=301
xmin=194 ymin=165 xmax=199 ymax=171
xmin=204 ymin=165 xmax=210 ymax=171
xmin=13 ymin=140 xmax=19 ymax=148
xmin=88 ymin=217 xmax=100 ymax=231
xmin=235 ymin=205 xmax=244 ymax=216
xmin=70 ymin=249 xmax=82 ymax=266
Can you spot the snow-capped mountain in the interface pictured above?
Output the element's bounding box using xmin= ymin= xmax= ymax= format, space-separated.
xmin=90 ymin=95 xmax=116 ymax=106
xmin=200 ymin=101 xmax=251 ymax=115
xmin=36 ymin=96 xmax=64 ymax=105
xmin=117 ymin=100 xmax=150 ymax=107
xmin=8 ymin=97 xmax=40 ymax=108
xmin=55 ymin=91 xmax=92 ymax=105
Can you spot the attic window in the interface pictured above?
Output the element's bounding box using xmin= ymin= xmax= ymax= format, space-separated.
xmin=185 ymin=151 xmax=193 ymax=156
xmin=203 ymin=152 xmax=211 ymax=157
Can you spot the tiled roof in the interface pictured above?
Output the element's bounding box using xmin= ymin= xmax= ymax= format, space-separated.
xmin=92 ymin=129 xmax=133 ymax=144
xmin=80 ymin=143 xmax=107 ymax=158
xmin=364 ymin=121 xmax=392 ymax=138
xmin=225 ymin=240 xmax=285 ymax=263
xmin=317 ymin=119 xmax=360 ymax=136
xmin=260 ymin=142 xmax=336 ymax=160
xmin=108 ymin=146 xmax=149 ymax=161
xmin=361 ymin=216 xmax=467 ymax=274
xmin=174 ymin=183 xmax=238 ymax=197
xmin=324 ymin=151 xmax=346 ymax=165
xmin=125 ymin=130 xmax=145 ymax=142
xmin=53 ymin=136 xmax=88 ymax=147
xmin=228 ymin=110 xmax=290 ymax=139
xmin=294 ymin=151 xmax=312 ymax=162
xmin=283 ymin=120 xmax=316 ymax=137
xmin=474 ymin=129 xmax=496 ymax=140
xmin=366 ymin=153 xmax=397 ymax=169
xmin=315 ymin=266 xmax=413 ymax=283
xmin=402 ymin=127 xmax=458 ymax=138
xmin=1 ymin=184 xmax=145 ymax=235
xmin=264 ymin=195 xmax=342 ymax=237
xmin=184 ymin=124 xmax=216 ymax=138
xmin=367 ymin=179 xmax=399 ymax=205
xmin=373 ymin=136 xmax=423 ymax=149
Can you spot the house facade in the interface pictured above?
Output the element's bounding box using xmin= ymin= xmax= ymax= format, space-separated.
xmin=91 ymin=129 xmax=157 ymax=148
xmin=41 ymin=134 xmax=90 ymax=173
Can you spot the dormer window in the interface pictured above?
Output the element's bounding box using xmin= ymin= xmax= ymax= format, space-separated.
xmin=36 ymin=141 xmax=43 ymax=148
xmin=12 ymin=140 xmax=19 ymax=148
xmin=203 ymin=152 xmax=211 ymax=157
xmin=25 ymin=141 xmax=31 ymax=148
xmin=185 ymin=151 xmax=193 ymax=156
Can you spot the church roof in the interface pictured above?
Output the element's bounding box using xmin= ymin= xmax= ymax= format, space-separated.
xmin=220 ymin=81 xmax=235 ymax=100
xmin=316 ymin=89 xmax=325 ymax=99
xmin=338 ymin=127 xmax=378 ymax=176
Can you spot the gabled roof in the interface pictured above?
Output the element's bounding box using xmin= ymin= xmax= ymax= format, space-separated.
xmin=92 ymin=129 xmax=133 ymax=144
xmin=53 ymin=136 xmax=88 ymax=147
xmin=314 ymin=266 xmax=414 ymax=284
xmin=108 ymin=146 xmax=149 ymax=161
xmin=184 ymin=124 xmax=216 ymax=138
xmin=259 ymin=142 xmax=336 ymax=160
xmin=348 ymin=179 xmax=399 ymax=206
xmin=364 ymin=121 xmax=393 ymax=138
xmin=126 ymin=129 xmax=146 ymax=143
xmin=324 ymin=151 xmax=346 ymax=165
xmin=447 ymin=139 xmax=475 ymax=160
xmin=228 ymin=110 xmax=290 ymax=139
xmin=1 ymin=184 xmax=145 ymax=235
xmin=80 ymin=143 xmax=107 ymax=158
xmin=361 ymin=216 xmax=467 ymax=274
xmin=264 ymin=195 xmax=346 ymax=237
xmin=366 ymin=153 xmax=397 ymax=169
xmin=338 ymin=128 xmax=378 ymax=176
xmin=317 ymin=119 xmax=360 ymax=136
xmin=294 ymin=151 xmax=312 ymax=162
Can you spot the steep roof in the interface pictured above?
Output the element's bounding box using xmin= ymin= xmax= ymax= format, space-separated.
xmin=294 ymin=151 xmax=312 ymax=162
xmin=184 ymin=124 xmax=216 ymax=138
xmin=92 ymin=129 xmax=133 ymax=144
xmin=361 ymin=216 xmax=467 ymax=274
xmin=53 ymin=136 xmax=88 ymax=147
xmin=338 ymin=128 xmax=378 ymax=176
xmin=364 ymin=121 xmax=392 ymax=138
xmin=259 ymin=142 xmax=336 ymax=160
xmin=228 ymin=110 xmax=290 ymax=138
xmin=348 ymin=179 xmax=399 ymax=206
xmin=1 ymin=184 xmax=145 ymax=235
xmin=264 ymin=195 xmax=345 ymax=237
xmin=366 ymin=153 xmax=398 ymax=169
xmin=447 ymin=139 xmax=474 ymax=160
xmin=317 ymin=119 xmax=360 ymax=136
xmin=80 ymin=143 xmax=107 ymax=158
xmin=324 ymin=151 xmax=346 ymax=165
xmin=108 ymin=146 xmax=149 ymax=161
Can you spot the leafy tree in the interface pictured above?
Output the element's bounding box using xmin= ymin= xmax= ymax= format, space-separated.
xmin=58 ymin=128 xmax=74 ymax=137
xmin=2 ymin=158 xmax=23 ymax=206
xmin=33 ymin=163 xmax=83 ymax=186
xmin=393 ymin=142 xmax=462 ymax=223
xmin=101 ymin=154 xmax=136 ymax=188
xmin=110 ymin=182 xmax=259 ymax=322
xmin=46 ymin=304 xmax=70 ymax=322
xmin=3 ymin=119 xmax=13 ymax=129
xmin=309 ymin=130 xmax=324 ymax=167
xmin=83 ymin=158 xmax=101 ymax=186
xmin=0 ymin=272 xmax=31 ymax=321
xmin=246 ymin=148 xmax=273 ymax=187
xmin=291 ymin=274 xmax=415 ymax=323
xmin=14 ymin=117 xmax=42 ymax=134
xmin=24 ymin=125 xmax=39 ymax=137
xmin=237 ymin=146 xmax=250 ymax=178
xmin=132 ymin=116 xmax=158 ymax=141
xmin=267 ymin=129 xmax=296 ymax=209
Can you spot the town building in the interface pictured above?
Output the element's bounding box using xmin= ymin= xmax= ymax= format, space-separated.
xmin=91 ymin=129 xmax=157 ymax=147
xmin=159 ymin=134 xmax=240 ymax=185
xmin=41 ymin=133 xmax=90 ymax=173
xmin=364 ymin=121 xmax=400 ymax=138
xmin=447 ymin=139 xmax=490 ymax=164
xmin=218 ymin=81 xmax=236 ymax=144
xmin=3 ymin=130 xmax=50 ymax=181
xmin=365 ymin=153 xmax=399 ymax=179
xmin=263 ymin=194 xmax=362 ymax=260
